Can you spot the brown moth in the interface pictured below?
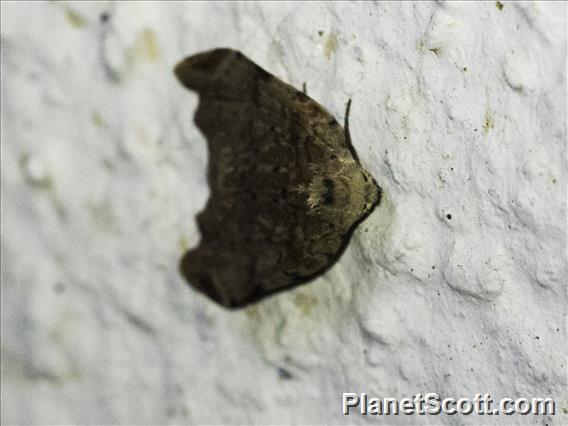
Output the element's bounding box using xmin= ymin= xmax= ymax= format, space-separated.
xmin=175 ymin=48 xmax=381 ymax=308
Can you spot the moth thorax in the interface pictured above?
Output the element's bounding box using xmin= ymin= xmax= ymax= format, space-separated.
xmin=306 ymin=176 xmax=350 ymax=209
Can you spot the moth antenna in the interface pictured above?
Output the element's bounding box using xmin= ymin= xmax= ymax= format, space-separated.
xmin=344 ymin=98 xmax=359 ymax=162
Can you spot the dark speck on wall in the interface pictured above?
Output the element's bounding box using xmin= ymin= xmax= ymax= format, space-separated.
xmin=100 ymin=12 xmax=110 ymax=23
xmin=446 ymin=214 xmax=452 ymax=220
xmin=278 ymin=367 xmax=293 ymax=380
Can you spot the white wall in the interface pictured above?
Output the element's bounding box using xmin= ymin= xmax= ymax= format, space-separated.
xmin=1 ymin=1 xmax=566 ymax=424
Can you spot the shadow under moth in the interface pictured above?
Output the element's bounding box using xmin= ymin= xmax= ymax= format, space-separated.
xmin=175 ymin=48 xmax=381 ymax=308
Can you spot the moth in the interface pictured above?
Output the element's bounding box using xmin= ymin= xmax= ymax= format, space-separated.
xmin=175 ymin=48 xmax=381 ymax=308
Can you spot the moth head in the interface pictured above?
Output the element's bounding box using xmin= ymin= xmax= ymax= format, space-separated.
xmin=361 ymin=169 xmax=381 ymax=214
xmin=335 ymin=167 xmax=381 ymax=218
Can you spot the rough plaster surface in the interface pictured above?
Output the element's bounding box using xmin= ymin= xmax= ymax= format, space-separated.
xmin=1 ymin=1 xmax=566 ymax=425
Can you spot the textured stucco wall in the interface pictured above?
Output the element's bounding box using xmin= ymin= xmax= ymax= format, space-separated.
xmin=1 ymin=1 xmax=566 ymax=425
